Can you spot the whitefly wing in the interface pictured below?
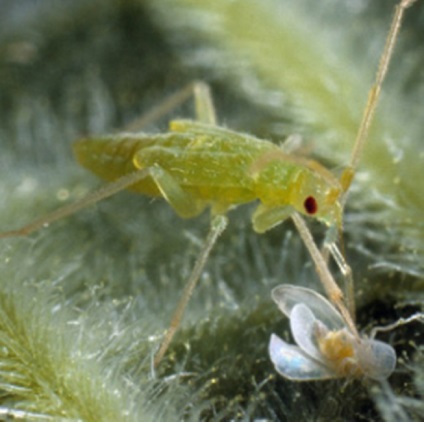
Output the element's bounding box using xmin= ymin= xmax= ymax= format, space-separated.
xmin=269 ymin=334 xmax=335 ymax=381
xmin=290 ymin=303 xmax=328 ymax=364
xmin=271 ymin=284 xmax=345 ymax=331
xmin=356 ymin=338 xmax=397 ymax=380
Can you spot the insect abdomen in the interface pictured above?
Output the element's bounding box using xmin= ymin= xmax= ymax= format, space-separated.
xmin=73 ymin=134 xmax=161 ymax=196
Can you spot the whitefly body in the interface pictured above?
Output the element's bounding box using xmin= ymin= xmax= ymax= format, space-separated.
xmin=269 ymin=285 xmax=396 ymax=381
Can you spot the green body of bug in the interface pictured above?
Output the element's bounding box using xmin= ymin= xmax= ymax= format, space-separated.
xmin=0 ymin=84 xmax=345 ymax=367
xmin=0 ymin=0 xmax=417 ymax=370
xmin=74 ymin=119 xmax=342 ymax=233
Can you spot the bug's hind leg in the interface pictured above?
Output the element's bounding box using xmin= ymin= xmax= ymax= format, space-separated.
xmin=0 ymin=169 xmax=151 ymax=239
xmin=192 ymin=81 xmax=216 ymax=124
xmin=125 ymin=81 xmax=217 ymax=132
xmin=153 ymin=214 xmax=228 ymax=368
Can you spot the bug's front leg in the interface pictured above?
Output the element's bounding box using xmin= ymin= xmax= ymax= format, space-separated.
xmin=251 ymin=203 xmax=293 ymax=233
xmin=145 ymin=162 xmax=228 ymax=367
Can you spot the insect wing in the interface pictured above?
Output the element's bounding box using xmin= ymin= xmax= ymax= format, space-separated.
xmin=290 ymin=303 xmax=328 ymax=364
xmin=272 ymin=284 xmax=345 ymax=331
xmin=269 ymin=334 xmax=335 ymax=381
xmin=356 ymin=338 xmax=397 ymax=380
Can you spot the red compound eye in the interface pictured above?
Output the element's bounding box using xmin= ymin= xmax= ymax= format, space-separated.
xmin=304 ymin=196 xmax=318 ymax=215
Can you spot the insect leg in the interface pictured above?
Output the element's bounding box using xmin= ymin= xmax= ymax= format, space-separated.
xmin=148 ymin=164 xmax=206 ymax=218
xmin=154 ymin=214 xmax=228 ymax=368
xmin=124 ymin=81 xmax=216 ymax=132
xmin=324 ymin=240 xmax=355 ymax=321
xmin=0 ymin=169 xmax=150 ymax=239
xmin=146 ymin=163 xmax=227 ymax=366
xmin=192 ymin=81 xmax=216 ymax=124
xmin=0 ymin=406 xmax=52 ymax=420
xmin=370 ymin=313 xmax=424 ymax=339
xmin=251 ymin=203 xmax=293 ymax=233
xmin=279 ymin=133 xmax=304 ymax=155
xmin=320 ymin=224 xmax=355 ymax=321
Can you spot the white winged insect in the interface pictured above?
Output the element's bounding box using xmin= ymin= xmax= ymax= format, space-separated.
xmin=269 ymin=285 xmax=396 ymax=381
xmin=268 ymin=0 xmax=420 ymax=383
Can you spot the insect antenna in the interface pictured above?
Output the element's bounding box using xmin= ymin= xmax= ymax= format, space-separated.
xmin=340 ymin=0 xmax=417 ymax=200
xmin=291 ymin=213 xmax=358 ymax=338
xmin=321 ymin=0 xmax=417 ymax=323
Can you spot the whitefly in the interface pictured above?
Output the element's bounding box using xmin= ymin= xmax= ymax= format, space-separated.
xmin=269 ymin=284 xmax=396 ymax=381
